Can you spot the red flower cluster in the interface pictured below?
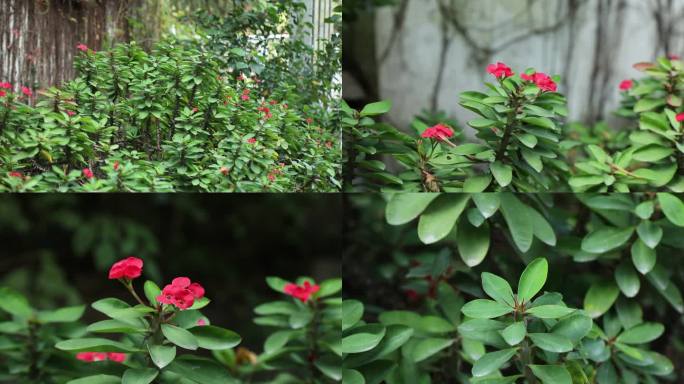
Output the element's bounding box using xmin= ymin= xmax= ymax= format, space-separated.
xmin=21 ymin=87 xmax=32 ymax=97
xmin=487 ymin=62 xmax=514 ymax=79
xmin=113 ymin=161 xmax=120 ymax=171
xmin=237 ymin=73 xmax=246 ymax=82
xmin=157 ymin=277 xmax=205 ymax=310
xmin=305 ymin=117 xmax=313 ymax=125
xmin=76 ymin=352 xmax=126 ymax=363
xmin=0 ymin=83 xmax=9 ymax=98
xmin=258 ymin=106 xmax=272 ymax=119
xmin=521 ymin=72 xmax=557 ymax=92
xmin=220 ymin=166 xmax=230 ymax=176
xmin=241 ymin=89 xmax=250 ymax=101
xmin=77 ymin=43 xmax=88 ymax=52
xmin=676 ymin=113 xmax=684 ymax=122
xmin=619 ymin=80 xmax=633 ymax=91
xmin=283 ymin=281 xmax=320 ymax=303
xmin=109 ymin=257 xmax=144 ymax=280
xmin=247 ymin=137 xmax=257 ymax=144
xmin=421 ymin=124 xmax=454 ymax=141
xmin=82 ymin=168 xmax=94 ymax=179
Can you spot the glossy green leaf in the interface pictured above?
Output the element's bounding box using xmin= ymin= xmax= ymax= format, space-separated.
xmin=410 ymin=337 xmax=454 ymax=363
xmin=481 ymin=272 xmax=515 ymax=307
xmin=461 ymin=299 xmax=514 ymax=319
xmin=0 ymin=287 xmax=33 ymax=317
xmin=615 ymin=261 xmax=640 ymax=297
xmin=617 ymin=323 xmax=664 ymax=344
xmin=457 ymin=219 xmax=490 ymax=267
xmin=636 ymin=221 xmax=662 ymax=249
xmin=342 ymin=324 xmax=385 ymax=354
xmin=148 ymin=344 xmax=176 ymax=369
xmin=418 ymin=194 xmax=470 ymax=244
xmin=490 ymin=162 xmax=513 ymax=187
xmin=360 ymin=100 xmax=392 ymax=117
xmin=161 ymin=324 xmax=199 ymax=350
xmin=583 ymin=281 xmax=619 ymax=318
xmin=529 ymin=364 xmax=572 ymax=384
xmin=122 ymin=368 xmax=158 ymax=384
xmin=517 ymin=258 xmax=548 ymax=305
xmin=386 ymin=193 xmax=439 ymax=225
xmin=528 ymin=333 xmax=573 ymax=353
xmin=189 ymin=326 xmax=241 ymax=350
xmin=499 ymin=194 xmax=534 ymax=252
xmin=343 ymin=300 xmax=364 ymax=331
xmin=631 ymin=238 xmax=657 ymax=274
xmin=658 ymin=193 xmax=684 ymax=226
xmin=500 ymin=322 xmax=526 ymax=346
xmin=472 ymin=348 xmax=518 ymax=377
xmin=55 ymin=338 xmax=140 ymax=353
xmin=581 ymin=227 xmax=634 ymax=253
xmin=551 ymin=314 xmax=592 ymax=343
xmin=526 ymin=305 xmax=575 ymax=319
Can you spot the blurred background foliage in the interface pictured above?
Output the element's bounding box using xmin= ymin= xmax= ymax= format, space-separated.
xmin=0 ymin=195 xmax=341 ymax=350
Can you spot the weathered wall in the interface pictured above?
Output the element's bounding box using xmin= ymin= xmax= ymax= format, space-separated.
xmin=0 ymin=0 xmax=129 ymax=90
xmin=372 ymin=0 xmax=684 ymax=128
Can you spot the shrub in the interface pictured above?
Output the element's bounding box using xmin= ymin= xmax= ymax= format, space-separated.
xmin=344 ymin=63 xmax=568 ymax=192
xmin=0 ymin=4 xmax=341 ymax=192
xmin=343 ymin=193 xmax=683 ymax=382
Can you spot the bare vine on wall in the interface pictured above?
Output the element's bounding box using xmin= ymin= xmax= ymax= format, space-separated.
xmin=372 ymin=0 xmax=684 ymax=125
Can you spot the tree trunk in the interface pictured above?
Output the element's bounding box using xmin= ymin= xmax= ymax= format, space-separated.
xmin=0 ymin=0 xmax=130 ymax=90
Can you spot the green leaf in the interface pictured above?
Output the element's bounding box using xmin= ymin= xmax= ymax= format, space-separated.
xmin=342 ymin=369 xmax=365 ymax=384
xmin=529 ymin=365 xmax=572 ymax=384
xmin=148 ymin=344 xmax=176 ymax=369
xmin=144 ymin=281 xmax=161 ymax=307
xmin=417 ymin=194 xmax=470 ymax=244
xmin=318 ymin=278 xmax=342 ymax=297
xmin=636 ymin=221 xmax=662 ymax=248
xmin=189 ymin=326 xmax=241 ymax=350
xmin=344 ymin=325 xmax=413 ymax=367
xmin=0 ymin=287 xmax=33 ymax=317
xmin=634 ymin=201 xmax=654 ymax=219
xmin=658 ymin=193 xmax=684 ymax=226
xmin=517 ymin=258 xmax=548 ymax=305
xmin=161 ymin=324 xmax=198 ymax=350
xmin=342 ymin=324 xmax=386 ymax=354
xmin=472 ymin=348 xmax=518 ymax=377
xmin=166 ymin=357 xmax=238 ymax=384
xmin=522 ymin=117 xmax=556 ymax=130
xmin=500 ymin=322 xmax=526 ymax=346
xmin=265 ymin=277 xmax=288 ymax=292
xmin=37 ymin=305 xmax=85 ymax=323
xmin=581 ymin=227 xmax=634 ymax=253
xmin=473 ymin=194 xmax=500 ymax=218
xmin=634 ymin=98 xmax=666 ymax=113
xmin=615 ymin=261 xmax=640 ymax=298
xmin=386 ymin=193 xmax=439 ymax=225
xmin=631 ymin=238 xmax=657 ymax=274
xmin=67 ymin=375 xmax=122 ymax=384
xmin=463 ymin=175 xmax=492 ymax=192
xmin=526 ymin=305 xmax=575 ymax=319
xmin=409 ymin=337 xmax=454 ymax=363
xmin=343 ymin=300 xmax=364 ymax=331
xmin=551 ymin=314 xmax=592 ymax=343
xmin=87 ymin=319 xmax=146 ymax=334
xmin=360 ymin=100 xmax=392 ymax=117
xmin=499 ymin=194 xmax=534 ymax=252
xmin=457 ymin=219 xmax=490 ymax=267
xmin=55 ymin=338 xmax=140 ymax=353
xmin=481 ymin=272 xmax=515 ymax=307
xmin=529 ymin=207 xmax=556 ymax=246
xmin=633 ymin=144 xmax=674 ymax=162
xmin=461 ymin=299 xmax=513 ymax=319
xmin=490 ymin=162 xmax=513 ymax=187
xmin=583 ymin=281 xmax=620 ymax=318
xmin=528 ymin=333 xmax=573 ymax=353
xmin=122 ymin=368 xmax=158 ymax=384
xmin=616 ymin=323 xmax=664 ymax=344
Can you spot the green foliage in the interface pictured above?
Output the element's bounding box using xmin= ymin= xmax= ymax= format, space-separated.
xmin=344 ymin=193 xmax=684 ymax=383
xmin=0 ymin=3 xmax=341 ymax=192
xmin=344 ymin=67 xmax=568 ymax=192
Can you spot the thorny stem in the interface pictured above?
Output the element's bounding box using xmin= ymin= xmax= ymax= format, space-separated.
xmin=121 ymin=279 xmax=147 ymax=307
xmin=496 ymin=88 xmax=524 ymax=162
xmin=27 ymin=319 xmax=40 ymax=381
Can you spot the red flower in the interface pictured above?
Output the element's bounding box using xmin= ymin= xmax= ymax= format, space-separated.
xmin=619 ymin=80 xmax=633 ymax=91
xmin=282 ymin=103 xmax=288 ymax=109
xmin=8 ymin=171 xmax=23 ymax=178
xmin=197 ymin=318 xmax=207 ymax=326
xmin=107 ymin=353 xmax=126 ymax=363
xmin=247 ymin=137 xmax=257 ymax=144
xmin=306 ymin=118 xmax=313 ymax=124
xmin=192 ymin=107 xmax=199 ymax=113
xmin=76 ymin=352 xmax=126 ymax=363
xmin=283 ymin=281 xmax=320 ymax=303
xmin=157 ymin=277 xmax=205 ymax=310
xmin=113 ymin=161 xmax=120 ymax=171
xmin=521 ymin=72 xmax=557 ymax=92
xmin=237 ymin=73 xmax=246 ymax=81
xmin=268 ymin=173 xmax=276 ymax=182
xmin=676 ymin=113 xmax=684 ymax=122
xmin=0 ymin=82 xmax=11 ymax=90
xmin=0 ymin=91 xmax=5 ymax=98
xmin=670 ymin=55 xmax=681 ymax=60
xmin=108 ymin=257 xmax=144 ymax=280
xmin=257 ymin=106 xmax=272 ymax=119
xmin=421 ymin=123 xmax=454 ymax=141
xmin=82 ymin=168 xmax=94 ymax=179
xmin=220 ymin=166 xmax=230 ymax=176
xmin=67 ymin=110 xmax=76 ymax=116
xmin=76 ymin=44 xmax=88 ymax=52
xmin=325 ymin=141 xmax=333 ymax=149
xmin=269 ymin=100 xmax=277 ymax=105
xmin=21 ymin=87 xmax=32 ymax=97
xmin=241 ymin=94 xmax=249 ymax=101
xmin=405 ymin=289 xmax=420 ymax=301
xmin=76 ymin=352 xmax=107 ymax=362
xmin=487 ymin=62 xmax=514 ymax=79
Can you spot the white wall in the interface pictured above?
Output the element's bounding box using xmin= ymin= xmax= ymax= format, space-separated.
xmin=375 ymin=0 xmax=684 ymax=129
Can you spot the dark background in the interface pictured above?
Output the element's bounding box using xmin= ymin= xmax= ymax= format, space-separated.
xmin=0 ymin=194 xmax=341 ymax=351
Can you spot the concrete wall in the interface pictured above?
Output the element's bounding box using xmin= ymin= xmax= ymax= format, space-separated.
xmin=374 ymin=0 xmax=684 ymax=129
